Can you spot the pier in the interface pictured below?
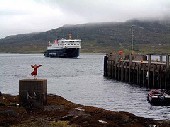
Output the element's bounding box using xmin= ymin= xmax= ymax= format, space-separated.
xmin=104 ymin=53 xmax=170 ymax=89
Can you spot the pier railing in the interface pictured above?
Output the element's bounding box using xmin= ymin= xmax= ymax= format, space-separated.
xmin=104 ymin=53 xmax=170 ymax=89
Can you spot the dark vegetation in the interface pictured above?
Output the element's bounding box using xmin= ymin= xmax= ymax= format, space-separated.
xmin=0 ymin=93 xmax=170 ymax=127
xmin=0 ymin=19 xmax=170 ymax=54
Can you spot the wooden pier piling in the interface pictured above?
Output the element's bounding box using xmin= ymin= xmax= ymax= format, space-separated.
xmin=104 ymin=53 xmax=170 ymax=89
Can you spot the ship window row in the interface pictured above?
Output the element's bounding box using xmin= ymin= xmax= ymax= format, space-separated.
xmin=64 ymin=44 xmax=80 ymax=45
xmin=61 ymin=41 xmax=81 ymax=42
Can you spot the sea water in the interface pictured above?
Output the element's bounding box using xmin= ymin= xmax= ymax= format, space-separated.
xmin=0 ymin=53 xmax=170 ymax=120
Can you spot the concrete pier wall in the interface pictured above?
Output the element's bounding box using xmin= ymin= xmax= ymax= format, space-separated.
xmin=19 ymin=79 xmax=47 ymax=108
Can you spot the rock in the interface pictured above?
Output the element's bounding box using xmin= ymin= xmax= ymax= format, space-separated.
xmin=44 ymin=105 xmax=64 ymax=111
xmin=0 ymin=110 xmax=18 ymax=117
xmin=60 ymin=115 xmax=74 ymax=121
xmin=75 ymin=107 xmax=85 ymax=111
xmin=98 ymin=119 xmax=107 ymax=124
xmin=0 ymin=102 xmax=5 ymax=106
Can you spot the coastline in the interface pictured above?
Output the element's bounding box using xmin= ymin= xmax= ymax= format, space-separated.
xmin=0 ymin=93 xmax=170 ymax=127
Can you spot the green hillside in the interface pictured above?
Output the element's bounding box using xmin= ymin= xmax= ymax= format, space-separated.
xmin=0 ymin=20 xmax=170 ymax=54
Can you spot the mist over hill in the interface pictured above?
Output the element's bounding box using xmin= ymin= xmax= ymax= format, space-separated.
xmin=0 ymin=20 xmax=170 ymax=54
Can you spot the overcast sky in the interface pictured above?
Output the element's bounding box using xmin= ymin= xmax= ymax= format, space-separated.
xmin=0 ymin=0 xmax=170 ymax=38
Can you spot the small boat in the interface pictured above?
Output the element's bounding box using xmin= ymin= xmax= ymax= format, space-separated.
xmin=147 ymin=89 xmax=170 ymax=105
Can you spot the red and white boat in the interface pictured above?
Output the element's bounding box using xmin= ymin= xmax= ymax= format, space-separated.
xmin=147 ymin=89 xmax=170 ymax=105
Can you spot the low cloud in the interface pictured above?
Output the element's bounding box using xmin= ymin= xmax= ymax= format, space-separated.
xmin=0 ymin=0 xmax=170 ymax=38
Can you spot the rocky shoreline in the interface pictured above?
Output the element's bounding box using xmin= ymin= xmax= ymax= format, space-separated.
xmin=0 ymin=93 xmax=170 ymax=127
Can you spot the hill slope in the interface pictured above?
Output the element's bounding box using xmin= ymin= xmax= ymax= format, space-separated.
xmin=0 ymin=20 xmax=170 ymax=54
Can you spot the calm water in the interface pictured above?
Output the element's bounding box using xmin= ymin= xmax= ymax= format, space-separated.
xmin=0 ymin=53 xmax=170 ymax=120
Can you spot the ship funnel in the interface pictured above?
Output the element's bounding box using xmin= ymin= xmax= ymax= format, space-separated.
xmin=69 ymin=34 xmax=72 ymax=39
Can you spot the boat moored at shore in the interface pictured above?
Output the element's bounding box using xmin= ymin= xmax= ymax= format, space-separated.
xmin=147 ymin=89 xmax=170 ymax=105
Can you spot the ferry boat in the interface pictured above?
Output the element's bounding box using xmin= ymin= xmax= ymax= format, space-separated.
xmin=44 ymin=34 xmax=81 ymax=58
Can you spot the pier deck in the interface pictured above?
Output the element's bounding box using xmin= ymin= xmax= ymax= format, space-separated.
xmin=104 ymin=53 xmax=170 ymax=89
